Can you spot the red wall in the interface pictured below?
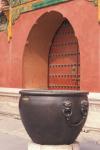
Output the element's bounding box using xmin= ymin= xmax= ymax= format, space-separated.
xmin=0 ymin=32 xmax=9 ymax=87
xmin=0 ymin=0 xmax=99 ymax=92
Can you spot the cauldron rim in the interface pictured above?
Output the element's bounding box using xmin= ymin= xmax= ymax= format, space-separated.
xmin=19 ymin=90 xmax=88 ymax=96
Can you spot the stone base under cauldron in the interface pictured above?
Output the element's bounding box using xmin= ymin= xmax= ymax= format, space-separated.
xmin=28 ymin=141 xmax=80 ymax=150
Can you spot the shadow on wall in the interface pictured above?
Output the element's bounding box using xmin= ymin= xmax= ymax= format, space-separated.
xmin=22 ymin=11 xmax=64 ymax=89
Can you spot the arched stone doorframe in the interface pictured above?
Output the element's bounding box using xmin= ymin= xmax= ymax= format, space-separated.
xmin=22 ymin=10 xmax=80 ymax=89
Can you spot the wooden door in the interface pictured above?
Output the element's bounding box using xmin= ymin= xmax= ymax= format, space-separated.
xmin=48 ymin=20 xmax=80 ymax=90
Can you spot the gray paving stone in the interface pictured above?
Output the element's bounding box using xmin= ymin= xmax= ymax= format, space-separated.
xmin=0 ymin=115 xmax=100 ymax=150
xmin=0 ymin=133 xmax=28 ymax=150
xmin=0 ymin=117 xmax=23 ymax=132
xmin=80 ymin=141 xmax=100 ymax=150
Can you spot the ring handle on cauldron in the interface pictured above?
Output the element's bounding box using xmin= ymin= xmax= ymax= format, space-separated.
xmin=62 ymin=99 xmax=88 ymax=127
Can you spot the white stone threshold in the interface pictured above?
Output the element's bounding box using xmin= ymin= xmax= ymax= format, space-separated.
xmin=88 ymin=92 xmax=100 ymax=100
xmin=28 ymin=141 xmax=80 ymax=150
xmin=0 ymin=88 xmax=21 ymax=97
xmin=0 ymin=87 xmax=99 ymax=100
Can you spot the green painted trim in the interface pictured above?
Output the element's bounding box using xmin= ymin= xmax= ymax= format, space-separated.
xmin=10 ymin=0 xmax=70 ymax=7
xmin=0 ymin=0 xmax=70 ymax=31
xmin=0 ymin=0 xmax=98 ymax=32
xmin=11 ymin=0 xmax=70 ymax=24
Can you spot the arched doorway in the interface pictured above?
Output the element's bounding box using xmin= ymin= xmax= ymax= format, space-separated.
xmin=22 ymin=11 xmax=80 ymax=90
xmin=48 ymin=20 xmax=80 ymax=90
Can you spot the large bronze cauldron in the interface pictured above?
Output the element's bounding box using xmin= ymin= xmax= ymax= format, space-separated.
xmin=19 ymin=90 xmax=89 ymax=145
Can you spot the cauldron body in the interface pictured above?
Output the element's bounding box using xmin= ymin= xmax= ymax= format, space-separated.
xmin=19 ymin=90 xmax=89 ymax=145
